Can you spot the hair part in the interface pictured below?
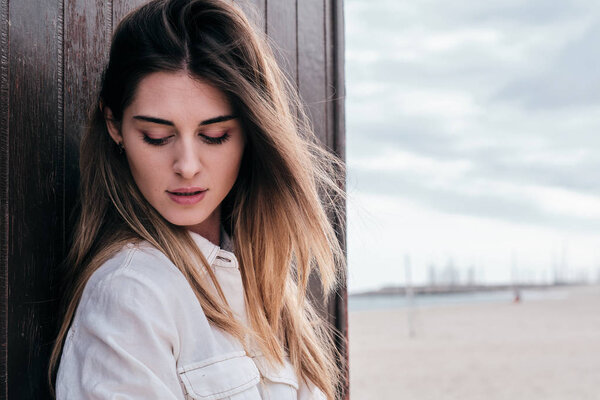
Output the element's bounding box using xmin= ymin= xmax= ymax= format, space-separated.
xmin=49 ymin=1 xmax=346 ymax=398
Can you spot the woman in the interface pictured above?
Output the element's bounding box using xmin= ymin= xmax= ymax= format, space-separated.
xmin=48 ymin=0 xmax=345 ymax=399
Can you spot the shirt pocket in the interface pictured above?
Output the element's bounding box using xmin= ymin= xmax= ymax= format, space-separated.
xmin=253 ymin=355 xmax=299 ymax=399
xmin=178 ymin=352 xmax=261 ymax=400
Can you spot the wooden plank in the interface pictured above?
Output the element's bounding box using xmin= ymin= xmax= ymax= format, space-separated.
xmin=235 ymin=0 xmax=266 ymax=32
xmin=266 ymin=0 xmax=297 ymax=87
xmin=113 ymin=0 xmax=148 ymax=29
xmin=324 ymin=1 xmax=348 ymax=398
xmin=0 ymin=0 xmax=9 ymax=397
xmin=64 ymin=0 xmax=111 ymax=237
xmin=323 ymin=0 xmax=347 ymax=279
xmin=328 ymin=1 xmax=348 ymax=398
xmin=0 ymin=0 xmax=347 ymax=398
xmin=297 ymin=0 xmax=329 ymax=321
xmin=330 ymin=0 xmax=345 ymax=162
xmin=297 ymin=0 xmax=327 ymax=146
xmin=324 ymin=0 xmax=335 ymax=152
xmin=8 ymin=0 xmax=62 ymax=398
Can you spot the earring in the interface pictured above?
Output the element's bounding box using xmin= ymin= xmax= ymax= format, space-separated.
xmin=117 ymin=142 xmax=124 ymax=154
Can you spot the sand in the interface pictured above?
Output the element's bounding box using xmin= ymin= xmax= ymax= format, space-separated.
xmin=349 ymin=285 xmax=600 ymax=400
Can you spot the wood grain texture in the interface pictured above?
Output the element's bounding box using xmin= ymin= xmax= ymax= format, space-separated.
xmin=331 ymin=0 xmax=345 ymax=162
xmin=0 ymin=0 xmax=348 ymax=398
xmin=234 ymin=0 xmax=266 ymax=32
xmin=297 ymin=2 xmax=348 ymax=396
xmin=113 ymin=0 xmax=147 ymax=29
xmin=324 ymin=0 xmax=335 ymax=153
xmin=64 ymin=0 xmax=111 ymax=238
xmin=0 ymin=0 xmax=9 ymax=397
xmin=266 ymin=0 xmax=297 ymax=87
xmin=297 ymin=0 xmax=327 ymax=322
xmin=8 ymin=0 xmax=62 ymax=398
xmin=298 ymin=0 xmax=327 ymax=146
xmin=325 ymin=1 xmax=348 ymax=398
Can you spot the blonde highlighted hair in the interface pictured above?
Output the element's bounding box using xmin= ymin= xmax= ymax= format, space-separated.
xmin=48 ymin=0 xmax=346 ymax=398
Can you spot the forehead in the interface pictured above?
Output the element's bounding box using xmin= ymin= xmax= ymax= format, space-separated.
xmin=127 ymin=71 xmax=232 ymax=118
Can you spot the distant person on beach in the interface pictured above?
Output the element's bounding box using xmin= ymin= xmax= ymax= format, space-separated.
xmin=48 ymin=0 xmax=345 ymax=398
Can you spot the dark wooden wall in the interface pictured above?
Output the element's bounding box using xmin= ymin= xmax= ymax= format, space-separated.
xmin=0 ymin=0 xmax=346 ymax=398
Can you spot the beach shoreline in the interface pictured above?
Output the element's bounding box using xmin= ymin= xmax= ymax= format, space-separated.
xmin=349 ymin=285 xmax=600 ymax=400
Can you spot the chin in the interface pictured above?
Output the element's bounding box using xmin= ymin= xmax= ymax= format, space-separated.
xmin=161 ymin=211 xmax=209 ymax=229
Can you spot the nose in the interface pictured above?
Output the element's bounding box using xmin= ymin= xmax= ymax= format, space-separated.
xmin=172 ymin=138 xmax=202 ymax=179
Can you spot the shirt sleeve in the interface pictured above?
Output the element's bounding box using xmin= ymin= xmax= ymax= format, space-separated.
xmin=56 ymin=266 xmax=184 ymax=400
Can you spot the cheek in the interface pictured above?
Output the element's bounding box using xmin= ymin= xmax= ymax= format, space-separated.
xmin=226 ymin=144 xmax=245 ymax=180
xmin=126 ymin=149 xmax=165 ymax=193
xmin=211 ymin=142 xmax=245 ymax=183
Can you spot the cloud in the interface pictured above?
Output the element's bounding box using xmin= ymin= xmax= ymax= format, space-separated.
xmin=350 ymin=167 xmax=600 ymax=233
xmin=345 ymin=0 xmax=600 ymax=289
xmin=494 ymin=20 xmax=600 ymax=109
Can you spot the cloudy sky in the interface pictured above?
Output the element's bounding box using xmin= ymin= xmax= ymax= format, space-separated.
xmin=345 ymin=0 xmax=600 ymax=292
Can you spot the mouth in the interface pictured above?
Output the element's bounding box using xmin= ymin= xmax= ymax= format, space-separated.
xmin=167 ymin=190 xmax=205 ymax=196
xmin=166 ymin=188 xmax=208 ymax=205
xmin=167 ymin=187 xmax=207 ymax=195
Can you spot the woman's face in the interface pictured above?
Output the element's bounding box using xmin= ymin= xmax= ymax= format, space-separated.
xmin=104 ymin=71 xmax=245 ymax=238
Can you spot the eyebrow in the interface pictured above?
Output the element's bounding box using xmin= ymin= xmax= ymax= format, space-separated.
xmin=132 ymin=114 xmax=237 ymax=126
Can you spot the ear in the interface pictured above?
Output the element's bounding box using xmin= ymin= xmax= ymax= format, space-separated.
xmin=102 ymin=106 xmax=123 ymax=145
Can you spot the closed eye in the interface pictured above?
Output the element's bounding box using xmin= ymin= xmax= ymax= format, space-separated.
xmin=141 ymin=132 xmax=230 ymax=146
xmin=142 ymin=134 xmax=173 ymax=146
xmin=200 ymin=132 xmax=231 ymax=145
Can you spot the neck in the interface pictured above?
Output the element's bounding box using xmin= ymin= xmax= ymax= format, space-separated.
xmin=188 ymin=207 xmax=221 ymax=245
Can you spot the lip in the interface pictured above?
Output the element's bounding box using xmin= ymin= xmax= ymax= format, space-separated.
xmin=166 ymin=187 xmax=207 ymax=205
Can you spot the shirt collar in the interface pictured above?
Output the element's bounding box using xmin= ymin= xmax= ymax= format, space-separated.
xmin=187 ymin=227 xmax=235 ymax=265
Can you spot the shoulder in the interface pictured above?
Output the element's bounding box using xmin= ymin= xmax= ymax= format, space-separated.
xmin=76 ymin=242 xmax=194 ymax=321
xmin=89 ymin=242 xmax=185 ymax=285
xmin=57 ymin=244 xmax=194 ymax=399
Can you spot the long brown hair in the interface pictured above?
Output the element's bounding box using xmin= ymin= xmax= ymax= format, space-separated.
xmin=49 ymin=0 xmax=346 ymax=398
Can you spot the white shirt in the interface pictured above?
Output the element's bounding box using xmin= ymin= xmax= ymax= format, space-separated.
xmin=56 ymin=230 xmax=326 ymax=399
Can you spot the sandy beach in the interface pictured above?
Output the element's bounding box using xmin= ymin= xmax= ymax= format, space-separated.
xmin=349 ymin=285 xmax=600 ymax=399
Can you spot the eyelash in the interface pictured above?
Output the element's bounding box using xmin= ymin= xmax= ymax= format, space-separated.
xmin=203 ymin=132 xmax=231 ymax=145
xmin=142 ymin=132 xmax=231 ymax=146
